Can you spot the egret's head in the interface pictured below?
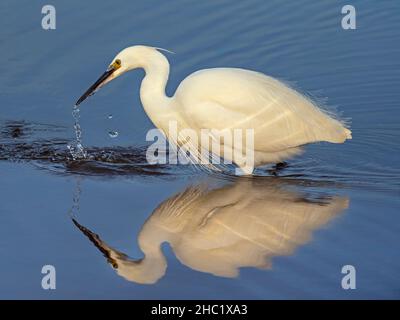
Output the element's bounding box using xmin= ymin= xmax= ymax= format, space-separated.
xmin=75 ymin=50 xmax=129 ymax=106
xmin=75 ymin=46 xmax=169 ymax=106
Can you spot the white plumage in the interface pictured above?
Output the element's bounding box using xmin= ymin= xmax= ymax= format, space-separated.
xmin=175 ymin=68 xmax=351 ymax=166
xmin=76 ymin=45 xmax=351 ymax=174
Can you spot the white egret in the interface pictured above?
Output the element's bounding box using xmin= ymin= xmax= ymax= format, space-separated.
xmin=76 ymin=45 xmax=351 ymax=174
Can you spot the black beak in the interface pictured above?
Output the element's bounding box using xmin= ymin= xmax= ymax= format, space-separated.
xmin=75 ymin=67 xmax=115 ymax=106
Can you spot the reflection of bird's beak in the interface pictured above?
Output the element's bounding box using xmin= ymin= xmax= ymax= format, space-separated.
xmin=71 ymin=218 xmax=120 ymax=269
xmin=75 ymin=65 xmax=116 ymax=106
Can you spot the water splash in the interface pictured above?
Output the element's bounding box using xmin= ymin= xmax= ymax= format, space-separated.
xmin=67 ymin=105 xmax=87 ymax=160
xmin=108 ymin=130 xmax=119 ymax=138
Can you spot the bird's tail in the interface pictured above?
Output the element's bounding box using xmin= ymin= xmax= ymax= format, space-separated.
xmin=323 ymin=123 xmax=352 ymax=143
xmin=344 ymin=128 xmax=352 ymax=139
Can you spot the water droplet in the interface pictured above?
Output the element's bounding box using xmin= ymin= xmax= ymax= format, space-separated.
xmin=108 ymin=131 xmax=119 ymax=138
xmin=69 ymin=105 xmax=87 ymax=160
xmin=107 ymin=114 xmax=113 ymax=119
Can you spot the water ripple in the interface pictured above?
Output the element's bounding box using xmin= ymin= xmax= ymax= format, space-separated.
xmin=0 ymin=120 xmax=398 ymax=194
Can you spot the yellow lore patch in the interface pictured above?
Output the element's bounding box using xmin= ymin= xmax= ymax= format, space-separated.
xmin=111 ymin=59 xmax=121 ymax=70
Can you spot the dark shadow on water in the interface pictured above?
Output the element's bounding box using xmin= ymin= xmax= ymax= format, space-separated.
xmin=0 ymin=120 xmax=171 ymax=177
xmin=2 ymin=120 xmax=396 ymax=194
xmin=0 ymin=120 xmax=346 ymax=185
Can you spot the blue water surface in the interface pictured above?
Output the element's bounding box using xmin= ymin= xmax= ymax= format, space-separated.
xmin=0 ymin=0 xmax=399 ymax=299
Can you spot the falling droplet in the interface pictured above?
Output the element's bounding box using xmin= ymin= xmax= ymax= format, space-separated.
xmin=68 ymin=105 xmax=87 ymax=160
xmin=107 ymin=114 xmax=113 ymax=119
xmin=108 ymin=131 xmax=119 ymax=138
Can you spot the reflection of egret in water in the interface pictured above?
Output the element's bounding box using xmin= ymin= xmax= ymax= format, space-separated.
xmin=72 ymin=179 xmax=349 ymax=284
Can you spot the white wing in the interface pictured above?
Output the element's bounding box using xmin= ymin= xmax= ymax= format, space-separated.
xmin=174 ymin=68 xmax=351 ymax=153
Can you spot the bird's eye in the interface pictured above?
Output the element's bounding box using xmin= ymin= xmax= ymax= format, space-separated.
xmin=115 ymin=59 xmax=121 ymax=65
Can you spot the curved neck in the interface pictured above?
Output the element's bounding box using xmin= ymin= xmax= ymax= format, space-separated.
xmin=139 ymin=52 xmax=173 ymax=130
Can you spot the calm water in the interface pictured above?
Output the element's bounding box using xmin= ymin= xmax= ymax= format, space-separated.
xmin=0 ymin=0 xmax=399 ymax=299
